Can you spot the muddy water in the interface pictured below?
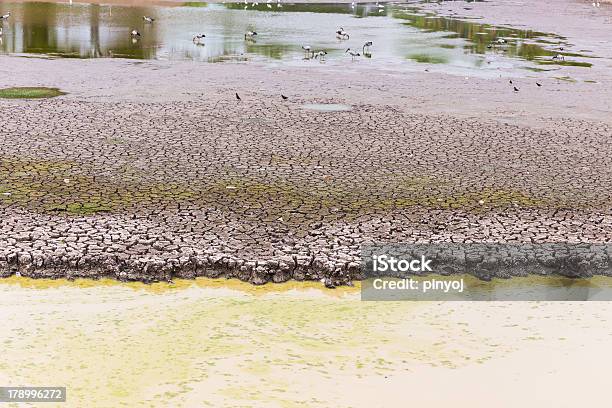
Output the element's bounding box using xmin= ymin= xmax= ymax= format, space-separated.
xmin=0 ymin=1 xmax=599 ymax=76
xmin=1 ymin=276 xmax=612 ymax=407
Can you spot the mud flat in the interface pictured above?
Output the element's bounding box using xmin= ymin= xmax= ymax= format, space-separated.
xmin=1 ymin=277 xmax=611 ymax=407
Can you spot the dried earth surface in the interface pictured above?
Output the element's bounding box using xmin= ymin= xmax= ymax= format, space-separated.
xmin=1 ymin=0 xmax=612 ymax=284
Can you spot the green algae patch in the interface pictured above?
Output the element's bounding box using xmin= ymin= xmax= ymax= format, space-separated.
xmin=408 ymin=54 xmax=448 ymax=64
xmin=553 ymin=76 xmax=577 ymax=83
xmin=0 ymin=156 xmax=198 ymax=216
xmin=0 ymin=87 xmax=66 ymax=99
xmin=535 ymin=60 xmax=592 ymax=68
xmin=0 ymin=157 xmax=569 ymax=220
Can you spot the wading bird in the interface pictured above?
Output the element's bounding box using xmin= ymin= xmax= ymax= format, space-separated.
xmin=336 ymin=27 xmax=349 ymax=40
xmin=302 ymin=45 xmax=314 ymax=59
xmin=314 ymin=50 xmax=327 ymax=61
xmin=513 ymin=86 xmax=519 ymax=92
xmin=193 ymin=34 xmax=206 ymax=44
xmin=1 ymin=12 xmax=10 ymax=20
xmin=143 ymin=16 xmax=155 ymax=23
xmin=345 ymin=48 xmax=360 ymax=61
xmin=362 ymin=41 xmax=373 ymax=54
xmin=131 ymin=29 xmax=141 ymax=37
xmin=536 ymin=82 xmax=542 ymax=87
xmin=281 ymin=94 xmax=288 ymax=100
xmin=245 ymin=31 xmax=257 ymax=40
xmin=552 ymin=54 xmax=565 ymax=61
xmin=487 ymin=38 xmax=506 ymax=49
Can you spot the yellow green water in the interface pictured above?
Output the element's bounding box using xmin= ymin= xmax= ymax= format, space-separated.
xmin=1 ymin=277 xmax=611 ymax=407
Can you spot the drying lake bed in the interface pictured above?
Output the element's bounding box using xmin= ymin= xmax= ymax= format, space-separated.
xmin=1 ymin=0 xmax=612 ymax=405
xmin=0 ymin=0 xmax=611 ymax=283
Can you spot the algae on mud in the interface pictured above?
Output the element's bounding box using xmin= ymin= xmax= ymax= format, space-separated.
xmin=0 ymin=87 xmax=65 ymax=99
xmin=0 ymin=155 xmax=562 ymax=220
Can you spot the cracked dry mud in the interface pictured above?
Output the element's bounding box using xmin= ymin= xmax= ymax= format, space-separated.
xmin=1 ymin=91 xmax=611 ymax=285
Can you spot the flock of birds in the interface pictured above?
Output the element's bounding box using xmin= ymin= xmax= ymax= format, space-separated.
xmin=487 ymin=37 xmax=566 ymax=64
xmin=508 ymin=77 xmax=545 ymax=93
xmin=130 ymin=16 xmax=374 ymax=62
xmin=0 ymin=4 xmax=596 ymax=95
xmin=487 ymin=36 xmax=568 ymax=92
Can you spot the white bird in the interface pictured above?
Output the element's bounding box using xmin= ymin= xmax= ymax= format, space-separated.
xmin=193 ymin=34 xmax=206 ymax=44
xmin=302 ymin=45 xmax=314 ymax=59
xmin=244 ymin=31 xmax=257 ymax=40
xmin=0 ymin=28 xmax=2 ymax=36
xmin=1 ymin=12 xmax=10 ymax=20
xmin=143 ymin=16 xmax=155 ymax=23
xmin=336 ymin=27 xmax=349 ymax=40
xmin=345 ymin=48 xmax=360 ymax=61
xmin=314 ymin=50 xmax=327 ymax=61
xmin=496 ymin=38 xmax=506 ymax=44
xmin=131 ymin=29 xmax=141 ymax=37
xmin=362 ymin=40 xmax=373 ymax=54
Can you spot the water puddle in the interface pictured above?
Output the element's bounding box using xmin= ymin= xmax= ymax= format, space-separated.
xmin=0 ymin=1 xmax=602 ymax=77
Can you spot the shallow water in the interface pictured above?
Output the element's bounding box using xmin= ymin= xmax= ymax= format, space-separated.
xmin=0 ymin=1 xmax=598 ymax=76
xmin=1 ymin=276 xmax=612 ymax=406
